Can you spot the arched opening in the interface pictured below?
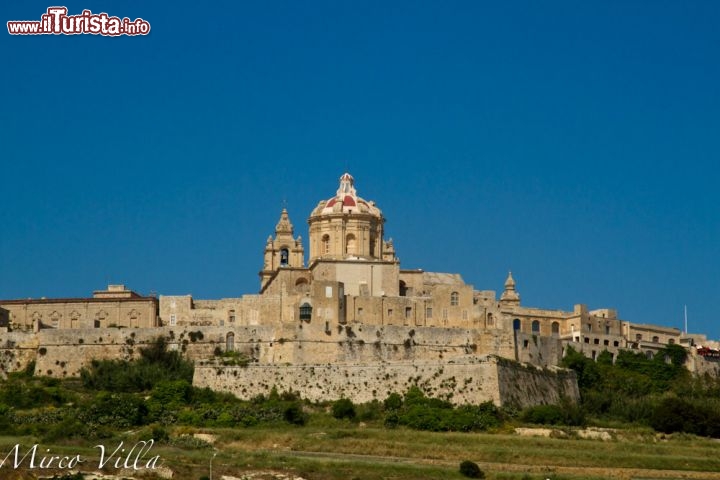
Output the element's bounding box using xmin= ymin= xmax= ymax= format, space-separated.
xmin=652 ymin=335 xmax=659 ymax=343
xmin=646 ymin=350 xmax=654 ymax=360
xmin=487 ymin=313 xmax=494 ymax=327
xmin=321 ymin=235 xmax=330 ymax=255
xmin=450 ymin=291 xmax=459 ymax=306
xmin=399 ymin=280 xmax=408 ymax=297
xmin=531 ymin=320 xmax=540 ymax=334
xmin=346 ymin=234 xmax=356 ymax=255
xmin=551 ymin=321 xmax=560 ymax=336
xmin=280 ymin=247 xmax=289 ymax=266
xmin=299 ymin=303 xmax=313 ymax=322
xmin=668 ymin=338 xmax=675 ymax=345
xmin=226 ymin=332 xmax=235 ymax=352
xmin=513 ymin=318 xmax=521 ymax=331
xmin=295 ymin=277 xmax=309 ymax=293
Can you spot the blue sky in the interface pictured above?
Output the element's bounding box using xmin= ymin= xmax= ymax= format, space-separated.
xmin=1 ymin=2 xmax=718 ymax=338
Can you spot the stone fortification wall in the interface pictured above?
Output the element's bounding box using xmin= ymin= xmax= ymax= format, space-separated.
xmin=193 ymin=355 xmax=580 ymax=408
xmin=0 ymin=331 xmax=38 ymax=378
xmin=496 ymin=358 xmax=580 ymax=407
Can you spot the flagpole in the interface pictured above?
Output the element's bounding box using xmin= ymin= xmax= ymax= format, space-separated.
xmin=684 ymin=305 xmax=688 ymax=335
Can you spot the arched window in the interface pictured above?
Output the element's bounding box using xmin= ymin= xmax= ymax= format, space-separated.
xmin=399 ymin=280 xmax=407 ymax=297
xmin=280 ymin=248 xmax=289 ymax=266
xmin=450 ymin=291 xmax=459 ymax=306
xmin=652 ymin=336 xmax=659 ymax=343
xmin=299 ymin=303 xmax=313 ymax=321
xmin=551 ymin=322 xmax=560 ymax=336
xmin=532 ymin=320 xmax=540 ymax=334
xmin=226 ymin=332 xmax=235 ymax=352
xmin=346 ymin=234 xmax=356 ymax=255
xmin=513 ymin=318 xmax=521 ymax=331
xmin=487 ymin=313 xmax=494 ymax=327
xmin=321 ymin=235 xmax=330 ymax=255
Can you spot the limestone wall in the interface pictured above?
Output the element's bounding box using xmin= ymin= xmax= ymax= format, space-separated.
xmin=0 ymin=331 xmax=38 ymax=378
xmin=194 ymin=355 xmax=579 ymax=408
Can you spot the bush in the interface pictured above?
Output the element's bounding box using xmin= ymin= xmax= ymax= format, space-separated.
xmin=459 ymin=460 xmax=484 ymax=478
xmin=332 ymin=398 xmax=356 ymax=420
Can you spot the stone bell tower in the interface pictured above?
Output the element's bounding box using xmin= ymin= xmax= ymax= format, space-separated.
xmin=259 ymin=208 xmax=305 ymax=289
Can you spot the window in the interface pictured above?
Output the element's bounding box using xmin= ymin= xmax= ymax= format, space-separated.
xmin=652 ymin=336 xmax=659 ymax=343
xmin=587 ymin=323 xmax=592 ymax=332
xmin=594 ymin=338 xmax=600 ymax=345
xmin=228 ymin=310 xmax=236 ymax=323
xmin=605 ymin=325 xmax=610 ymax=334
xmin=169 ymin=314 xmax=177 ymax=326
xmin=426 ymin=307 xmax=433 ymax=318
xmin=399 ymin=281 xmax=407 ymax=297
xmin=513 ymin=319 xmax=521 ymax=331
xmin=613 ymin=341 xmax=619 ymax=347
xmin=636 ymin=333 xmax=642 ymax=341
xmin=442 ymin=309 xmax=448 ymax=320
xmin=299 ymin=303 xmax=312 ymax=321
xmin=325 ymin=286 xmax=333 ymax=298
xmin=603 ymin=339 xmax=609 ymax=346
xmin=280 ymin=248 xmax=289 ymax=266
xmin=551 ymin=322 xmax=560 ymax=336
xmin=462 ymin=310 xmax=468 ymax=320
xmin=322 ymin=235 xmax=330 ymax=255
xmin=487 ymin=313 xmax=494 ymax=327
xmin=387 ymin=309 xmax=393 ymax=317
xmin=357 ymin=307 xmax=363 ymax=317
xmin=226 ymin=332 xmax=235 ymax=352
xmin=346 ymin=234 xmax=356 ymax=255
xmin=531 ymin=320 xmax=540 ymax=333
xmin=584 ymin=337 xmax=590 ymax=344
xmin=450 ymin=292 xmax=459 ymax=306
xmin=668 ymin=338 xmax=675 ymax=345
xmin=405 ymin=307 xmax=412 ymax=318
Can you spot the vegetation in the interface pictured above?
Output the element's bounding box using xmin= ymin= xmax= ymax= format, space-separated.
xmin=459 ymin=460 xmax=484 ymax=478
xmin=560 ymin=345 xmax=720 ymax=437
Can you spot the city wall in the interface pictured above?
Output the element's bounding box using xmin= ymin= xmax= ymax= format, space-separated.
xmin=194 ymin=355 xmax=580 ymax=408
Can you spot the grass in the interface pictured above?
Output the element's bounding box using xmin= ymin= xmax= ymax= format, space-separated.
xmin=2 ymin=421 xmax=720 ymax=479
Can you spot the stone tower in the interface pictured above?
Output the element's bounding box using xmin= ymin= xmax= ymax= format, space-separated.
xmin=260 ymin=209 xmax=305 ymax=289
xmin=307 ymin=173 xmax=392 ymax=263
xmin=500 ymin=271 xmax=521 ymax=307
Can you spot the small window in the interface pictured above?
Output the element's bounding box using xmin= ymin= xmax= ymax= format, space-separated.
xmin=228 ymin=310 xmax=236 ymax=323
xmin=603 ymin=339 xmax=609 ymax=346
xmin=551 ymin=322 xmax=560 ymax=336
xmin=532 ymin=320 xmax=540 ymax=333
xmin=426 ymin=307 xmax=433 ymax=319
xmin=405 ymin=307 xmax=412 ymax=318
xmin=169 ymin=314 xmax=177 ymax=326
xmin=594 ymin=338 xmax=600 ymax=345
xmin=605 ymin=325 xmax=610 ymax=334
xmin=584 ymin=337 xmax=590 ymax=344
xmin=387 ymin=309 xmax=393 ymax=317
xmin=299 ymin=303 xmax=313 ymax=321
xmin=587 ymin=323 xmax=592 ymax=332
xmin=652 ymin=336 xmax=659 ymax=343
xmin=280 ymin=248 xmax=289 ymax=266
xmin=450 ymin=292 xmax=459 ymax=306
xmin=325 ymin=286 xmax=333 ymax=298
xmin=513 ymin=319 xmax=521 ymax=331
xmin=636 ymin=333 xmax=642 ymax=341
xmin=357 ymin=307 xmax=363 ymax=317
xmin=226 ymin=332 xmax=235 ymax=352
xmin=462 ymin=310 xmax=468 ymax=320
xmin=523 ymin=340 xmax=529 ymax=348
xmin=322 ymin=234 xmax=330 ymax=255
xmin=668 ymin=338 xmax=675 ymax=345
xmin=442 ymin=309 xmax=448 ymax=320
xmin=613 ymin=341 xmax=619 ymax=347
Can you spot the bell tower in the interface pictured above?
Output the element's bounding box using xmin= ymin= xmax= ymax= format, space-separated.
xmin=260 ymin=208 xmax=305 ymax=289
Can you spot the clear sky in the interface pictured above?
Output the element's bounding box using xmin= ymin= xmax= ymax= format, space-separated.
xmin=2 ymin=2 xmax=718 ymax=339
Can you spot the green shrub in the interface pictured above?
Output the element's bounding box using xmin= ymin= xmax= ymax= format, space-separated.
xmin=459 ymin=460 xmax=484 ymax=478
xmin=332 ymin=398 xmax=356 ymax=420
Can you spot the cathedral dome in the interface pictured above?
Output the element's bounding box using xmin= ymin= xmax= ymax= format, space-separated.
xmin=307 ymin=173 xmax=387 ymax=262
xmin=310 ymin=173 xmax=382 ymax=218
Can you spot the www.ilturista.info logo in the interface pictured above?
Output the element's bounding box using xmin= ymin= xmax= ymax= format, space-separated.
xmin=7 ymin=7 xmax=150 ymax=36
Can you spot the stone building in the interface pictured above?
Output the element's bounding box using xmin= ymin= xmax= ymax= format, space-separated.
xmin=0 ymin=284 xmax=158 ymax=331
